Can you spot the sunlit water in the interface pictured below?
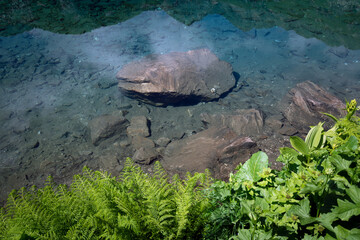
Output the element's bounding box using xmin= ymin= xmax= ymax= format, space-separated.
xmin=0 ymin=10 xmax=359 ymax=201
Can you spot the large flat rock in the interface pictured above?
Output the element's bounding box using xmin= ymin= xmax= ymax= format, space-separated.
xmin=162 ymin=127 xmax=257 ymax=180
xmin=201 ymin=109 xmax=264 ymax=136
xmin=117 ymin=49 xmax=236 ymax=106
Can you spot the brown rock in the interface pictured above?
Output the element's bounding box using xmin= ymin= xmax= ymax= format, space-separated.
xmin=265 ymin=115 xmax=283 ymax=130
xmin=131 ymin=135 xmax=155 ymax=150
xmin=278 ymin=124 xmax=298 ymax=136
xmin=127 ymin=116 xmax=150 ymax=138
xmin=155 ymin=137 xmax=171 ymax=147
xmin=217 ymin=137 xmax=257 ymax=163
xmin=132 ymin=147 xmax=158 ymax=165
xmin=117 ymin=49 xmax=236 ymax=106
xmin=130 ymin=136 xmax=158 ymax=165
xmin=89 ymin=114 xmax=129 ymax=145
xmin=280 ymin=81 xmax=346 ymax=132
xmin=162 ymin=127 xmax=257 ymax=179
xmin=99 ymin=154 xmax=122 ymax=173
xmin=201 ymin=109 xmax=264 ymax=136
xmin=118 ymin=139 xmax=130 ymax=148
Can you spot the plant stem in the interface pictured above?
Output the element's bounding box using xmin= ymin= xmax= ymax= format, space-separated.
xmin=317 ymin=175 xmax=329 ymax=217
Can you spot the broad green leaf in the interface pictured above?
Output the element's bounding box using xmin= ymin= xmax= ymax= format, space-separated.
xmin=303 ymin=234 xmax=325 ymax=240
xmin=255 ymin=230 xmax=273 ymax=240
xmin=290 ymin=136 xmax=310 ymax=155
xmin=237 ymin=151 xmax=268 ymax=182
xmin=324 ymin=234 xmax=337 ymax=240
xmin=220 ymin=189 xmax=231 ymax=200
xmin=277 ymin=147 xmax=300 ymax=165
xmin=231 ymin=229 xmax=273 ymax=240
xmin=334 ymin=135 xmax=358 ymax=154
xmin=231 ymin=229 xmax=251 ymax=240
xmin=300 ymin=183 xmax=323 ymax=195
xmin=255 ymin=197 xmax=269 ymax=212
xmin=279 ymin=147 xmax=299 ymax=157
xmin=305 ymin=122 xmax=324 ymax=149
xmin=317 ymin=212 xmax=337 ymax=232
xmin=241 ymin=200 xmax=253 ymax=216
xmin=333 ymin=199 xmax=360 ymax=221
xmin=334 ymin=225 xmax=360 ymax=240
xmin=331 ymin=175 xmax=350 ymax=188
xmin=346 ymin=185 xmax=360 ymax=204
xmin=329 ymin=154 xmax=351 ymax=174
xmin=343 ymin=135 xmax=358 ymax=151
xmin=288 ymin=198 xmax=315 ymax=225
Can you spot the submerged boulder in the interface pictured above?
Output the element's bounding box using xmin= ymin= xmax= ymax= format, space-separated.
xmin=117 ymin=49 xmax=236 ymax=106
xmin=126 ymin=116 xmax=150 ymax=138
xmin=280 ymin=81 xmax=346 ymax=132
xmin=201 ymin=109 xmax=264 ymax=136
xmin=162 ymin=127 xmax=257 ymax=180
xmin=89 ymin=114 xmax=129 ymax=146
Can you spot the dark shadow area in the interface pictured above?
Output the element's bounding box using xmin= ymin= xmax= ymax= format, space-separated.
xmin=120 ymin=71 xmax=240 ymax=107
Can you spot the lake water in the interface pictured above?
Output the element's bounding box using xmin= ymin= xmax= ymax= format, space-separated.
xmin=0 ymin=9 xmax=359 ymax=203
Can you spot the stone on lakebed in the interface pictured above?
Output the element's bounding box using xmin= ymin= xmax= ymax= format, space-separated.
xmin=116 ymin=49 xmax=236 ymax=106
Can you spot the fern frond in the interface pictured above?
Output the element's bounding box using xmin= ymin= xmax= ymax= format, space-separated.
xmin=1 ymin=158 xmax=211 ymax=240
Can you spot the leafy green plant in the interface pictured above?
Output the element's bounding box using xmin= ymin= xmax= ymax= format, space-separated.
xmin=0 ymin=158 xmax=211 ymax=240
xmin=205 ymin=99 xmax=360 ymax=240
xmin=1 ymin=99 xmax=359 ymax=240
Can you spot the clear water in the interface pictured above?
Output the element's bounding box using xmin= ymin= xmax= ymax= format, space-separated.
xmin=0 ymin=10 xmax=359 ymax=202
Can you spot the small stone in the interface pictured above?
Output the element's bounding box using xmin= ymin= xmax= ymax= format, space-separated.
xmin=89 ymin=114 xmax=129 ymax=145
xmin=132 ymin=147 xmax=158 ymax=165
xmin=131 ymin=136 xmax=155 ymax=150
xmin=155 ymin=137 xmax=171 ymax=147
xmin=156 ymin=147 xmax=165 ymax=154
xmin=78 ymin=150 xmax=93 ymax=156
xmin=12 ymin=118 xmax=30 ymax=134
xmin=278 ymin=124 xmax=298 ymax=136
xmin=99 ymin=154 xmax=120 ymax=169
xmin=119 ymin=139 xmax=130 ymax=148
xmin=97 ymin=81 xmax=117 ymax=89
xmin=116 ymin=103 xmax=133 ymax=110
xmin=265 ymin=115 xmax=283 ymax=130
xmin=329 ymin=46 xmax=349 ymax=58
xmin=127 ymin=116 xmax=150 ymax=138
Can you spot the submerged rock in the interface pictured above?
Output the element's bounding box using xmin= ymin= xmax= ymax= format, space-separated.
xmin=280 ymin=81 xmax=346 ymax=132
xmin=117 ymin=49 xmax=236 ymax=106
xmin=162 ymin=127 xmax=257 ymax=179
xmin=129 ymin=134 xmax=159 ymax=165
xmin=329 ymin=46 xmax=349 ymax=58
xmin=201 ymin=109 xmax=264 ymax=136
xmin=126 ymin=116 xmax=150 ymax=138
xmin=132 ymin=147 xmax=158 ymax=165
xmin=89 ymin=114 xmax=129 ymax=146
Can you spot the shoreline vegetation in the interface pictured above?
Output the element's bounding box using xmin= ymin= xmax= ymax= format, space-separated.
xmin=1 ymin=100 xmax=359 ymax=239
xmin=1 ymin=0 xmax=360 ymax=49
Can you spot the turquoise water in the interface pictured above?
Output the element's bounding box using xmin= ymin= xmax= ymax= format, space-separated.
xmin=0 ymin=9 xmax=359 ymax=203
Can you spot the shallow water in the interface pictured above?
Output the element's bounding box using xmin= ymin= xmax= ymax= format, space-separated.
xmin=0 ymin=10 xmax=359 ymax=202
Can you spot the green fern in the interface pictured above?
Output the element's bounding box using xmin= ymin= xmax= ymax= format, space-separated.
xmin=0 ymin=158 xmax=212 ymax=239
